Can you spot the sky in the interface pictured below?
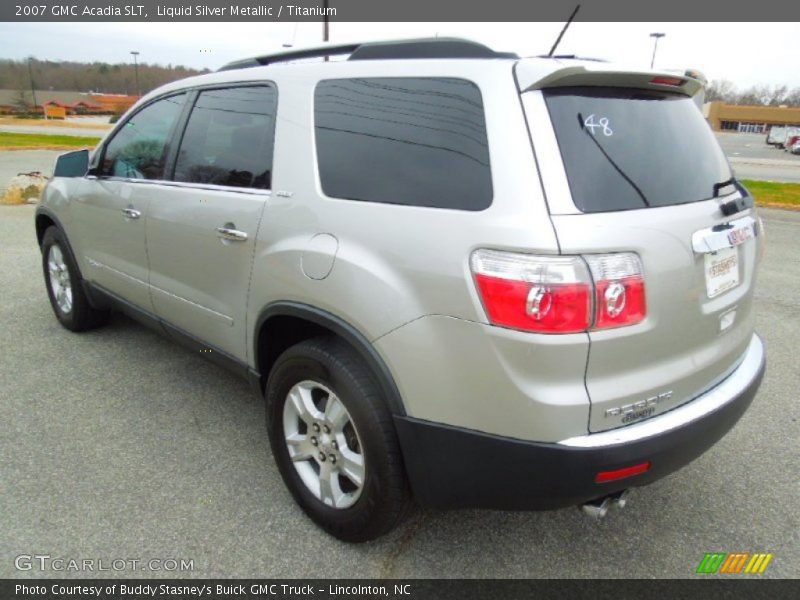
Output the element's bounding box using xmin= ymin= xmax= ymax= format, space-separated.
xmin=1 ymin=22 xmax=799 ymax=89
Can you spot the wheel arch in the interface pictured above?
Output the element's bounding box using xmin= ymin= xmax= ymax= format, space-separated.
xmin=254 ymin=302 xmax=406 ymax=416
xmin=35 ymin=207 xmax=62 ymax=248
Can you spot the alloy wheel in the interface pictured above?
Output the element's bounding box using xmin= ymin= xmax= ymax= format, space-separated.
xmin=282 ymin=380 xmax=365 ymax=509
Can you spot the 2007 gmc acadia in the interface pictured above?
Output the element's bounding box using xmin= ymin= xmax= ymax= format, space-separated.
xmin=37 ymin=39 xmax=766 ymax=541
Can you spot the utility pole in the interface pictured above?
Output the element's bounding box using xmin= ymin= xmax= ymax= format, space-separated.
xmin=649 ymin=32 xmax=665 ymax=69
xmin=323 ymin=0 xmax=330 ymax=61
xmin=27 ymin=57 xmax=38 ymax=112
xmin=130 ymin=51 xmax=140 ymax=96
xmin=323 ymin=0 xmax=329 ymax=42
xmin=322 ymin=0 xmax=330 ymax=62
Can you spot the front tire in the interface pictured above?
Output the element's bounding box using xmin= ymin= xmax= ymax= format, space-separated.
xmin=266 ymin=336 xmax=411 ymax=542
xmin=41 ymin=226 xmax=108 ymax=332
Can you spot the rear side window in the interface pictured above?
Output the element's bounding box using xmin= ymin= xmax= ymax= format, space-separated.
xmin=101 ymin=93 xmax=186 ymax=180
xmin=314 ymin=77 xmax=492 ymax=210
xmin=544 ymin=87 xmax=732 ymax=213
xmin=174 ymin=85 xmax=277 ymax=189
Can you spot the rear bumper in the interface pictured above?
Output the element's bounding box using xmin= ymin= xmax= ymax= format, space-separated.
xmin=395 ymin=334 xmax=765 ymax=510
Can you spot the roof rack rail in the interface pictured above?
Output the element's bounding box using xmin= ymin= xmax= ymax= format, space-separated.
xmin=218 ymin=37 xmax=517 ymax=71
xmin=218 ymin=43 xmax=361 ymax=71
xmin=349 ymin=38 xmax=517 ymax=61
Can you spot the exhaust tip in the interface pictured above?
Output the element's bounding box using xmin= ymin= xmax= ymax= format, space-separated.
xmin=581 ymin=497 xmax=611 ymax=520
xmin=581 ymin=489 xmax=632 ymax=520
xmin=612 ymin=489 xmax=632 ymax=510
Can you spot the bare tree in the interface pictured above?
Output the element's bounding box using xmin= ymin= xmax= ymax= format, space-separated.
xmin=0 ymin=58 xmax=208 ymax=96
xmin=767 ymin=85 xmax=788 ymax=105
xmin=783 ymin=87 xmax=800 ymax=107
xmin=735 ymin=85 xmax=765 ymax=106
xmin=704 ymin=81 xmax=799 ymax=106
xmin=13 ymin=85 xmax=31 ymax=112
xmin=705 ymin=79 xmax=737 ymax=103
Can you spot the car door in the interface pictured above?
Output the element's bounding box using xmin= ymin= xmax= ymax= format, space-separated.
xmin=72 ymin=93 xmax=188 ymax=310
xmin=145 ymin=84 xmax=278 ymax=362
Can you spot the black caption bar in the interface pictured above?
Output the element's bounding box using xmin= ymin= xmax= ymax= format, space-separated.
xmin=1 ymin=579 xmax=798 ymax=600
xmin=2 ymin=0 xmax=800 ymax=22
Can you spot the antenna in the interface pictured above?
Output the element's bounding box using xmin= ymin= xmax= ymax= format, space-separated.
xmin=547 ymin=4 xmax=581 ymax=57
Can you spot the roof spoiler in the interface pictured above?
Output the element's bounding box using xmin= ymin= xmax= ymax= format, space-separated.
xmin=517 ymin=63 xmax=704 ymax=98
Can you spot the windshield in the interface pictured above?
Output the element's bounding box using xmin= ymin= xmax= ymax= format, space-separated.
xmin=544 ymin=87 xmax=732 ymax=213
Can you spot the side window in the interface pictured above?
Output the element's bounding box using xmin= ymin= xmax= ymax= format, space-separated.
xmin=101 ymin=93 xmax=186 ymax=180
xmin=174 ymin=85 xmax=278 ymax=190
xmin=314 ymin=77 xmax=492 ymax=210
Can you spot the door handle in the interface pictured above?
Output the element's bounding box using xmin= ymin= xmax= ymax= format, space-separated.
xmin=215 ymin=226 xmax=248 ymax=242
xmin=122 ymin=207 xmax=141 ymax=220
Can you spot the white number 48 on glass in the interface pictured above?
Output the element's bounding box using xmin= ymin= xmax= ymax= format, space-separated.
xmin=584 ymin=114 xmax=613 ymax=136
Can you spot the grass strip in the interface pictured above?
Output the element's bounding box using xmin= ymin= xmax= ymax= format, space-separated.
xmin=741 ymin=179 xmax=800 ymax=209
xmin=0 ymin=131 xmax=101 ymax=150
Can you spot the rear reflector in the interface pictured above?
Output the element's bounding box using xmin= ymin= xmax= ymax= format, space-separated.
xmin=595 ymin=461 xmax=651 ymax=483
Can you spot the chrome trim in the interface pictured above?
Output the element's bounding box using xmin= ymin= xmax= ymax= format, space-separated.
xmin=558 ymin=334 xmax=764 ymax=448
xmin=84 ymin=257 xmax=149 ymax=288
xmin=87 ymin=257 xmax=233 ymax=326
xmin=122 ymin=207 xmax=141 ymax=220
xmin=692 ymin=215 xmax=756 ymax=254
xmin=216 ymin=226 xmax=248 ymax=242
xmin=150 ymin=284 xmax=234 ymax=327
xmin=97 ymin=176 xmax=272 ymax=197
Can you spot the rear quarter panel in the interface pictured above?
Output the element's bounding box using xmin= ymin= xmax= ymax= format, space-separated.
xmin=246 ymin=60 xmax=560 ymax=361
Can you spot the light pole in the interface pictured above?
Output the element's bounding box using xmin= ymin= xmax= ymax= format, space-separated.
xmin=649 ymin=33 xmax=665 ymax=69
xmin=130 ymin=51 xmax=140 ymax=97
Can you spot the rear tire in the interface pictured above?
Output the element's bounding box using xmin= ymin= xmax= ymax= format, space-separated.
xmin=41 ymin=226 xmax=109 ymax=332
xmin=266 ymin=336 xmax=412 ymax=542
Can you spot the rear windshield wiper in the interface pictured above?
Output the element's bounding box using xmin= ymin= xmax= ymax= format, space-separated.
xmin=714 ymin=178 xmax=755 ymax=216
xmin=577 ymin=112 xmax=650 ymax=208
xmin=712 ymin=178 xmax=737 ymax=198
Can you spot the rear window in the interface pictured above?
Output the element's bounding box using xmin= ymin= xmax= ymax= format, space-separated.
xmin=544 ymin=87 xmax=732 ymax=213
xmin=174 ymin=85 xmax=277 ymax=190
xmin=314 ymin=77 xmax=492 ymax=211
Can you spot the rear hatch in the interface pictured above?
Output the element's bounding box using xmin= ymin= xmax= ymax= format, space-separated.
xmin=519 ymin=65 xmax=762 ymax=433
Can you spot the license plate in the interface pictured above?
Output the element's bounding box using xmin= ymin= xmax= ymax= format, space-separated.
xmin=705 ymin=247 xmax=739 ymax=298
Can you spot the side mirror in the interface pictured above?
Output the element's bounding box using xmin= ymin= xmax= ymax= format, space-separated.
xmin=53 ymin=149 xmax=89 ymax=178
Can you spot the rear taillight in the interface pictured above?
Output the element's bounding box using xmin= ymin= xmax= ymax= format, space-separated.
xmin=470 ymin=250 xmax=591 ymax=333
xmin=585 ymin=253 xmax=646 ymax=330
xmin=470 ymin=250 xmax=646 ymax=334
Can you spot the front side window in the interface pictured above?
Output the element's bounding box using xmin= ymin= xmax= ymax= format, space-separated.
xmin=314 ymin=77 xmax=492 ymax=210
xmin=101 ymin=93 xmax=186 ymax=180
xmin=174 ymin=85 xmax=278 ymax=189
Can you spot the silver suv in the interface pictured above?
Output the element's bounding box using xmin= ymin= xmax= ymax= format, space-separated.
xmin=37 ymin=38 xmax=766 ymax=542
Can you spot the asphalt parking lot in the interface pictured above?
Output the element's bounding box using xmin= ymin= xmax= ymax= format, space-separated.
xmin=718 ymin=132 xmax=800 ymax=183
xmin=1 ymin=204 xmax=798 ymax=579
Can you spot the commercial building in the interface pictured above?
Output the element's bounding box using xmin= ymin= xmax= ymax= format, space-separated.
xmin=0 ymin=90 xmax=137 ymax=115
xmin=704 ymin=102 xmax=800 ymax=133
